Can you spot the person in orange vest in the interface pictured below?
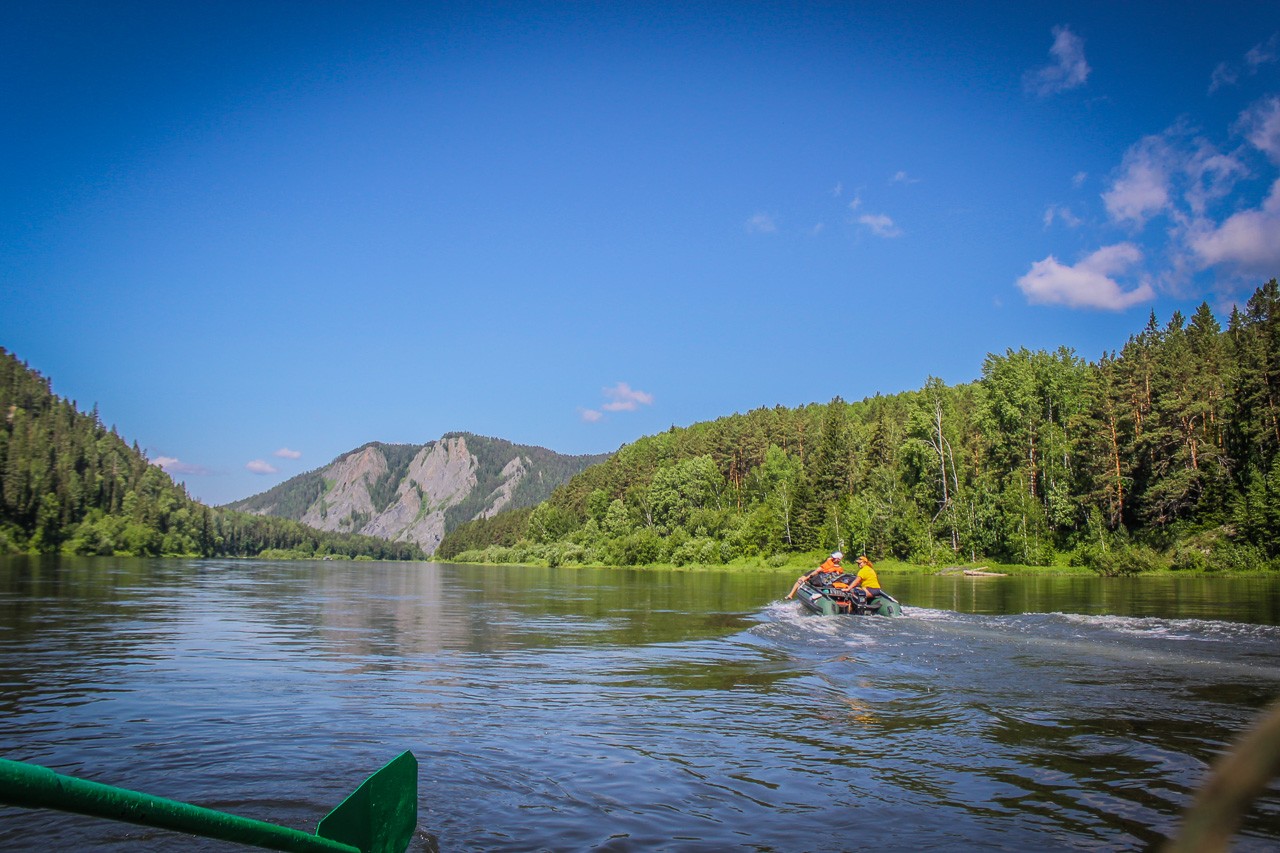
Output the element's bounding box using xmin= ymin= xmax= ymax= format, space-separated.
xmin=847 ymin=555 xmax=883 ymax=601
xmin=785 ymin=551 xmax=845 ymax=600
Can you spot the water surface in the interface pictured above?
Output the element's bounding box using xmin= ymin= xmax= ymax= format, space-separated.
xmin=1 ymin=557 xmax=1277 ymax=851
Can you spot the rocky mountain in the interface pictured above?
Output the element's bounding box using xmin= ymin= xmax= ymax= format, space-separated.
xmin=224 ymin=433 xmax=609 ymax=555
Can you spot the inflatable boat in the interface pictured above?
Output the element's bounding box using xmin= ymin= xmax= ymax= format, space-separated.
xmin=794 ymin=580 xmax=903 ymax=616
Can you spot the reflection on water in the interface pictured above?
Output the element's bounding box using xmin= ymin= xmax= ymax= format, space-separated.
xmin=0 ymin=556 xmax=1278 ymax=851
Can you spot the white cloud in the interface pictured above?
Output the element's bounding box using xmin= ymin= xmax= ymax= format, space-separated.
xmin=1239 ymin=95 xmax=1280 ymax=165
xmin=1103 ymin=122 xmax=1250 ymax=226
xmin=745 ymin=212 xmax=776 ymax=234
xmin=246 ymin=459 xmax=279 ymax=475
xmin=580 ymin=382 xmax=654 ymax=423
xmin=1017 ymin=243 xmax=1154 ymax=310
xmin=1033 ymin=93 xmax=1278 ymax=301
xmin=1043 ymin=204 xmax=1082 ymax=228
xmin=154 ymin=456 xmax=210 ymax=475
xmin=857 ymin=212 xmax=902 ymax=238
xmin=1187 ymin=179 xmax=1280 ymax=275
xmin=601 ymin=381 xmax=654 ymax=412
xmin=1183 ymin=140 xmax=1248 ymax=216
xmin=1103 ymin=135 xmax=1173 ymax=225
xmin=274 ymin=447 xmax=302 ymax=459
xmin=830 ymin=181 xmax=843 ymax=197
xmin=1072 ymin=171 xmax=1088 ymax=189
xmin=890 ymin=170 xmax=920 ymax=185
xmin=1024 ymin=25 xmax=1090 ymax=97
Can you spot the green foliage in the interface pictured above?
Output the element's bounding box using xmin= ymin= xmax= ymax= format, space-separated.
xmin=222 ymin=471 xmax=326 ymax=520
xmin=0 ymin=348 xmax=423 ymax=561
xmin=440 ymin=433 xmax=608 ymax=532
xmin=434 ymin=506 xmax=532 ymax=560
xmin=1077 ymin=541 xmax=1167 ymax=577
xmin=1233 ymin=457 xmax=1280 ymax=557
xmin=441 ymin=279 xmax=1280 ymax=572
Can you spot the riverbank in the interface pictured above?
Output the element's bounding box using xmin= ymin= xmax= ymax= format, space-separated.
xmin=445 ymin=554 xmax=1105 ymax=577
xmin=443 ymin=549 xmax=1280 ymax=577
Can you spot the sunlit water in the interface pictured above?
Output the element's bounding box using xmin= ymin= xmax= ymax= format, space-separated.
xmin=1 ymin=557 xmax=1278 ymax=851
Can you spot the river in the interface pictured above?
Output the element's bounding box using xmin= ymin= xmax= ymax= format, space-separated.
xmin=1 ymin=557 xmax=1278 ymax=851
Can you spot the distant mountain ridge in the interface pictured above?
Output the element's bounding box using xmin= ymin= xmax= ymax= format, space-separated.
xmin=224 ymin=433 xmax=609 ymax=554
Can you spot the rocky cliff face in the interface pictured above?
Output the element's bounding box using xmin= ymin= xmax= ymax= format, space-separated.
xmin=227 ymin=433 xmax=607 ymax=555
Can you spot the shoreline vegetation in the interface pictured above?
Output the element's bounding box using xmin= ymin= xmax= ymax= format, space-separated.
xmin=441 ymin=281 xmax=1280 ymax=580
xmin=438 ymin=551 xmax=1272 ymax=579
xmin=4 ymin=280 xmax=1280 ymax=576
xmin=6 ymin=549 xmax=1274 ymax=579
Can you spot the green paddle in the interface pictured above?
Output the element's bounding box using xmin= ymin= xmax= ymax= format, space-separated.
xmin=0 ymin=750 xmax=417 ymax=853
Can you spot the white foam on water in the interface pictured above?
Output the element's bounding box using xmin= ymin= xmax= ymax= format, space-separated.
xmin=1053 ymin=611 xmax=1280 ymax=642
xmin=900 ymin=606 xmax=968 ymax=622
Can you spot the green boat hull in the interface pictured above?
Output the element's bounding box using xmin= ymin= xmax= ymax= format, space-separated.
xmin=795 ymin=581 xmax=903 ymax=616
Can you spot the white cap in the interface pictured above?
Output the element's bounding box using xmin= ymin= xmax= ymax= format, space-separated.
xmin=831 ymin=551 xmax=843 ymax=560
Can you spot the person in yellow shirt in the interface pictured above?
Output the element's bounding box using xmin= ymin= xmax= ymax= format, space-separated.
xmin=785 ymin=551 xmax=844 ymax=599
xmin=847 ymin=555 xmax=883 ymax=601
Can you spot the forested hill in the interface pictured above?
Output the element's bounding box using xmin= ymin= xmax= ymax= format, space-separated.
xmin=224 ymin=435 xmax=609 ymax=555
xmin=0 ymin=347 xmax=423 ymax=559
xmin=440 ymin=279 xmax=1280 ymax=574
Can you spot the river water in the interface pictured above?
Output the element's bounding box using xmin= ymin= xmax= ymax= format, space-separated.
xmin=1 ymin=557 xmax=1278 ymax=852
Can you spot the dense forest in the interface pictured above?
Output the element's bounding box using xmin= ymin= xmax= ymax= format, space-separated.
xmin=441 ymin=280 xmax=1280 ymax=575
xmin=0 ymin=347 xmax=423 ymax=560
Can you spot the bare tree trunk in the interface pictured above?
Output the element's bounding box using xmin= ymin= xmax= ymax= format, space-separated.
xmin=1109 ymin=414 xmax=1125 ymax=526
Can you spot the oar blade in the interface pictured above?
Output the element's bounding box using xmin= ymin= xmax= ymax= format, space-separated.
xmin=317 ymin=751 xmax=417 ymax=853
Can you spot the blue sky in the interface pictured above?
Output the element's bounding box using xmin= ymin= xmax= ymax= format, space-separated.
xmin=3 ymin=2 xmax=1279 ymax=506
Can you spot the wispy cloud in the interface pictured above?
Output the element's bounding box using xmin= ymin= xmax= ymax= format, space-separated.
xmin=1209 ymin=62 xmax=1238 ymax=94
xmin=246 ymin=459 xmax=279 ymax=475
xmin=1017 ymin=243 xmax=1154 ymax=310
xmin=857 ymin=212 xmax=902 ymax=238
xmin=1103 ymin=123 xmax=1249 ymax=226
xmin=1024 ymin=25 xmax=1090 ymax=97
xmin=745 ymin=212 xmax=776 ymax=234
xmin=1175 ymin=101 xmax=1280 ymax=277
xmin=155 ymin=456 xmax=210 ymax=475
xmin=274 ymin=447 xmax=302 ymax=459
xmin=601 ymin=381 xmax=654 ymax=411
xmin=1245 ymin=33 xmax=1280 ymax=70
xmin=1072 ymin=171 xmax=1088 ymax=189
xmin=847 ymin=192 xmax=901 ymax=237
xmin=1043 ymin=205 xmax=1082 ymax=229
xmin=890 ymin=170 xmax=920 ymax=185
xmin=1239 ymin=95 xmax=1280 ymax=165
xmin=1029 ymin=94 xmax=1278 ymax=306
xmin=580 ymin=382 xmax=654 ymax=423
xmin=1102 ymin=134 xmax=1174 ymax=226
xmin=1210 ymin=32 xmax=1279 ymax=93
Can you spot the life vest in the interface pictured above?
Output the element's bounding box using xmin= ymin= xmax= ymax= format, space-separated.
xmin=817 ymin=558 xmax=843 ymax=574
